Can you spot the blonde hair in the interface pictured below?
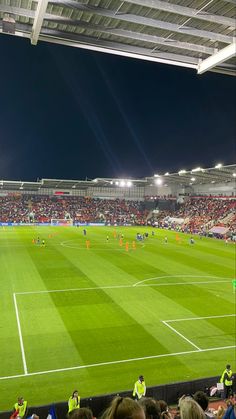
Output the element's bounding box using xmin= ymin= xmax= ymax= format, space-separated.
xmin=101 ymin=396 xmax=144 ymax=419
xmin=179 ymin=397 xmax=205 ymax=419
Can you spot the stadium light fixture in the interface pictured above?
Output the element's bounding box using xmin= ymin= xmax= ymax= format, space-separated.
xmin=178 ymin=170 xmax=187 ymax=175
xmin=215 ymin=163 xmax=223 ymax=169
xmin=233 ymin=173 xmax=236 ymax=178
xmin=120 ymin=180 xmax=126 ymax=187
xmin=191 ymin=167 xmax=204 ymax=173
xmin=154 ymin=174 xmax=159 ymax=178
xmin=155 ymin=178 xmax=163 ymax=186
xmin=115 ymin=181 xmax=119 ymax=186
xmin=164 ymin=172 xmax=169 ymax=176
xmin=93 ymin=178 xmax=98 ymax=183
xmin=126 ymin=181 xmax=132 ymax=187
xmin=191 ymin=177 xmax=196 ymax=181
xmin=110 ymin=181 xmax=113 ymax=185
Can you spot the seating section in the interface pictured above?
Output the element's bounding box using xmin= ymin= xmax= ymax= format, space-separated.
xmin=154 ymin=197 xmax=236 ymax=234
xmin=0 ymin=196 xmax=148 ymax=225
xmin=0 ymin=195 xmax=235 ymax=235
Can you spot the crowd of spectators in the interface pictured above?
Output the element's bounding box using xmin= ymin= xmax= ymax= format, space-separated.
xmin=0 ymin=195 xmax=235 ymax=235
xmin=152 ymin=198 xmax=235 ymax=236
xmin=0 ymin=196 xmax=148 ymax=225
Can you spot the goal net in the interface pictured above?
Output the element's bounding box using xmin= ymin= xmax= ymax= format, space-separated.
xmin=50 ymin=219 xmax=74 ymax=226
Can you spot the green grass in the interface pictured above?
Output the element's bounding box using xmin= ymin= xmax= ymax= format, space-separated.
xmin=0 ymin=226 xmax=235 ymax=410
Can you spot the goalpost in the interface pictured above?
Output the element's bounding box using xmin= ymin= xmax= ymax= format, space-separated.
xmin=50 ymin=219 xmax=74 ymax=226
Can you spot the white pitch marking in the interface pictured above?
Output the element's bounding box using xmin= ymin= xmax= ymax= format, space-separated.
xmin=60 ymin=240 xmax=124 ymax=251
xmin=164 ymin=314 xmax=236 ymax=323
xmin=15 ymin=279 xmax=231 ymax=296
xmin=13 ymin=293 xmax=28 ymax=375
xmin=162 ymin=320 xmax=202 ymax=351
xmin=133 ymin=275 xmax=231 ymax=287
xmin=0 ymin=344 xmax=235 ymax=381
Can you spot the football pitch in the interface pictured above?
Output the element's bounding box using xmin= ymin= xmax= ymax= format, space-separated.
xmin=0 ymin=226 xmax=235 ymax=410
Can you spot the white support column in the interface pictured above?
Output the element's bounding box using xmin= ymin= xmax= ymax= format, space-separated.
xmin=31 ymin=0 xmax=49 ymax=45
xmin=198 ymin=42 xmax=236 ymax=74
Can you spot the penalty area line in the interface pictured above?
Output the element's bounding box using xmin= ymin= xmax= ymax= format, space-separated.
xmin=0 ymin=345 xmax=235 ymax=381
xmin=13 ymin=293 xmax=28 ymax=375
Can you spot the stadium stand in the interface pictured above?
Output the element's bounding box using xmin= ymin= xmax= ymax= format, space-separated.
xmin=151 ymin=197 xmax=236 ymax=238
xmin=0 ymin=195 xmax=235 ymax=239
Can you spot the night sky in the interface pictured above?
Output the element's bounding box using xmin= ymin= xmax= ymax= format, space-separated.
xmin=0 ymin=34 xmax=235 ymax=181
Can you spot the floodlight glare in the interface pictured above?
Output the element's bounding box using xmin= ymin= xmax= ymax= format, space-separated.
xmin=191 ymin=177 xmax=196 ymax=181
xmin=120 ymin=180 xmax=126 ymax=187
xmin=164 ymin=172 xmax=169 ymax=176
xmin=178 ymin=170 xmax=186 ymax=175
xmin=191 ymin=167 xmax=204 ymax=173
xmin=155 ymin=178 xmax=163 ymax=185
xmin=126 ymin=181 xmax=132 ymax=187
xmin=154 ymin=174 xmax=159 ymax=178
xmin=232 ymin=173 xmax=236 ymax=178
xmin=115 ymin=181 xmax=119 ymax=186
xmin=215 ymin=163 xmax=223 ymax=169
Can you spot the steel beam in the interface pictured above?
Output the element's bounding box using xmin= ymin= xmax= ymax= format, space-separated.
xmin=198 ymin=42 xmax=236 ymax=74
xmin=31 ymin=0 xmax=49 ymax=45
xmin=122 ymin=0 xmax=236 ymax=28
xmin=49 ymin=0 xmax=234 ymax=44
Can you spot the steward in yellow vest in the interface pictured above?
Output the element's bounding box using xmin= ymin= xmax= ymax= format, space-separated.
xmin=220 ymin=364 xmax=234 ymax=399
xmin=14 ymin=398 xmax=28 ymax=418
xmin=68 ymin=390 xmax=80 ymax=414
xmin=133 ymin=375 xmax=146 ymax=400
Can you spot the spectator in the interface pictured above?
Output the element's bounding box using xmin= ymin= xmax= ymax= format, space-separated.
xmin=100 ymin=396 xmax=145 ymax=419
xmin=157 ymin=400 xmax=172 ymax=419
xmin=178 ymin=396 xmax=205 ymax=419
xmin=193 ymin=391 xmax=215 ymax=418
xmin=139 ymin=397 xmax=161 ymax=419
xmin=70 ymin=408 xmax=94 ymax=419
xmin=222 ymin=401 xmax=236 ymax=419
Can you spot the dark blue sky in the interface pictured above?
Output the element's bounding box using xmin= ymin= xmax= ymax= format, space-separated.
xmin=0 ymin=35 xmax=235 ymax=181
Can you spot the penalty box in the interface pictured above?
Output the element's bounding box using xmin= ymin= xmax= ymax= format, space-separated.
xmin=162 ymin=314 xmax=236 ymax=351
xmin=14 ymin=288 xmax=236 ymax=376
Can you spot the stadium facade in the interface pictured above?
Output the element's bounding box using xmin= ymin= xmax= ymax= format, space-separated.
xmin=0 ymin=164 xmax=235 ymax=199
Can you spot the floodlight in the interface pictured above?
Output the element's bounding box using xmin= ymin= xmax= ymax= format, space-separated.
xmin=115 ymin=181 xmax=119 ymax=186
xmin=120 ymin=180 xmax=126 ymax=187
xmin=164 ymin=172 xmax=169 ymax=176
xmin=191 ymin=177 xmax=196 ymax=181
xmin=178 ymin=170 xmax=186 ymax=175
xmin=155 ymin=178 xmax=163 ymax=185
xmin=192 ymin=167 xmax=204 ymax=173
xmin=154 ymin=174 xmax=159 ymax=177
xmin=93 ymin=178 xmax=98 ymax=183
xmin=126 ymin=181 xmax=132 ymax=187
xmin=232 ymin=173 xmax=236 ymax=178
xmin=110 ymin=181 xmax=113 ymax=185
xmin=215 ymin=163 xmax=223 ymax=169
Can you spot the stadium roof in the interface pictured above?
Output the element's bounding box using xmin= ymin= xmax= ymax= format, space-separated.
xmin=1 ymin=164 xmax=236 ymax=190
xmin=0 ymin=0 xmax=236 ymax=76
